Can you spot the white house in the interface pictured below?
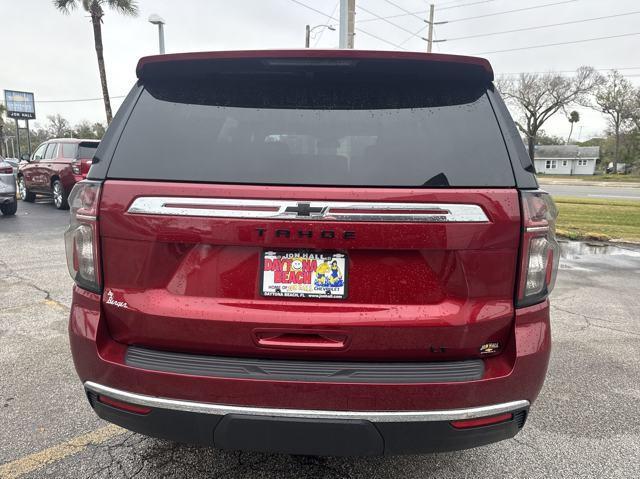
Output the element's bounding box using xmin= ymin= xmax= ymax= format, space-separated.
xmin=534 ymin=145 xmax=599 ymax=175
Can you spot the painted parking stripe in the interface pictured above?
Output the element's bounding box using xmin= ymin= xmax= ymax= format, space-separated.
xmin=0 ymin=425 xmax=125 ymax=479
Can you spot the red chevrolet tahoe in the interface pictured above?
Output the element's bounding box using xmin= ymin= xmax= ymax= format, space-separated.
xmin=65 ymin=50 xmax=558 ymax=456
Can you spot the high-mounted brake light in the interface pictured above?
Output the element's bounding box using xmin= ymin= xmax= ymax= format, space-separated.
xmin=64 ymin=180 xmax=102 ymax=293
xmin=517 ymin=190 xmax=560 ymax=307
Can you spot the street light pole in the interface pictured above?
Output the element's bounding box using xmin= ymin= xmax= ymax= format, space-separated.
xmin=158 ymin=23 xmax=165 ymax=54
xmin=305 ymin=24 xmax=336 ymax=48
xmin=148 ymin=14 xmax=166 ymax=54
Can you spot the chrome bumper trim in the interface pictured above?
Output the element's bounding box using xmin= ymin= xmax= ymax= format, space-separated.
xmin=85 ymin=381 xmax=529 ymax=423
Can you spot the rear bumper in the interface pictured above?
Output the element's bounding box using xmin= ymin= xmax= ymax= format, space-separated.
xmin=69 ymin=286 xmax=551 ymax=454
xmin=0 ymin=176 xmax=16 ymax=202
xmin=85 ymin=381 xmax=529 ymax=455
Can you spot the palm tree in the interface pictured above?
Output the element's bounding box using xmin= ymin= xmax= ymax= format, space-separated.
xmin=53 ymin=0 xmax=138 ymax=124
xmin=566 ymin=110 xmax=580 ymax=144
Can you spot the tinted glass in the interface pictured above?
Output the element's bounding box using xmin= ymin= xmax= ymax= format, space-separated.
xmin=109 ymin=76 xmax=514 ymax=187
xmin=61 ymin=143 xmax=78 ymax=158
xmin=32 ymin=144 xmax=47 ymax=161
xmin=44 ymin=143 xmax=57 ymax=160
xmin=77 ymin=143 xmax=98 ymax=159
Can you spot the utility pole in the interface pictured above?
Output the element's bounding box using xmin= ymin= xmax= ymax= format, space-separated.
xmin=339 ymin=0 xmax=355 ymax=49
xmin=347 ymin=0 xmax=355 ymax=49
xmin=426 ymin=4 xmax=435 ymax=53
xmin=305 ymin=24 xmax=311 ymax=48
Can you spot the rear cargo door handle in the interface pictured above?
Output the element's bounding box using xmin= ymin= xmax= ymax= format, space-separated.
xmin=253 ymin=330 xmax=349 ymax=350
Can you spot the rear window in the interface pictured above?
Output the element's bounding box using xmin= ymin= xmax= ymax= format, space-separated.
xmin=61 ymin=143 xmax=78 ymax=158
xmin=77 ymin=142 xmax=98 ymax=160
xmin=109 ymin=73 xmax=514 ymax=187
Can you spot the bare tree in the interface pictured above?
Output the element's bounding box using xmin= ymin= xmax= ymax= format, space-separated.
xmin=46 ymin=114 xmax=71 ymax=138
xmin=592 ymin=71 xmax=636 ymax=174
xmin=497 ymin=67 xmax=601 ymax=160
xmin=566 ymin=110 xmax=580 ymax=144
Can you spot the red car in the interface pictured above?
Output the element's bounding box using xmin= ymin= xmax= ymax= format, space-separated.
xmin=65 ymin=50 xmax=558 ymax=456
xmin=18 ymin=138 xmax=99 ymax=209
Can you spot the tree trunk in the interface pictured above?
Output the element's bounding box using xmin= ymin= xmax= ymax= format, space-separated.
xmin=567 ymin=123 xmax=574 ymax=145
xmin=91 ymin=14 xmax=113 ymax=124
xmin=528 ymin=135 xmax=536 ymax=161
xmin=613 ymin=127 xmax=620 ymax=175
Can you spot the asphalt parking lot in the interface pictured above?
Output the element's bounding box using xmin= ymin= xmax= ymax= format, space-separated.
xmin=1 ymin=199 xmax=639 ymax=479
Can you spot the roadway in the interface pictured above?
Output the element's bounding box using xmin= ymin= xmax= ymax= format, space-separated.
xmin=539 ymin=183 xmax=640 ymax=201
xmin=1 ymin=198 xmax=640 ymax=478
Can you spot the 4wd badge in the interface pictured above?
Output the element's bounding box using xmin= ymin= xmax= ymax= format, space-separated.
xmin=480 ymin=342 xmax=500 ymax=354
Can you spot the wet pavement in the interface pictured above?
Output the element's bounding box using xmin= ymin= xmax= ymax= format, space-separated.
xmin=1 ymin=201 xmax=639 ymax=478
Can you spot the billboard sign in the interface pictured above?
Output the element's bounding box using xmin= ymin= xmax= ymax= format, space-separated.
xmin=4 ymin=90 xmax=36 ymax=120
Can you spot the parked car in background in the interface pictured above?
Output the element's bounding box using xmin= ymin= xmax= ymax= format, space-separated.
xmin=3 ymin=157 xmax=21 ymax=175
xmin=18 ymin=138 xmax=99 ymax=210
xmin=0 ymin=156 xmax=18 ymax=216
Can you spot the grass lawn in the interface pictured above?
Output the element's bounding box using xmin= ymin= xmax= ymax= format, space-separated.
xmin=538 ymin=174 xmax=640 ymax=183
xmin=554 ymin=196 xmax=640 ymax=243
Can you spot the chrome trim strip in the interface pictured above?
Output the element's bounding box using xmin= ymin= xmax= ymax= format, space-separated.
xmin=127 ymin=197 xmax=489 ymax=223
xmin=85 ymin=382 xmax=528 ymax=423
xmin=75 ymin=214 xmax=97 ymax=222
xmin=525 ymin=226 xmax=550 ymax=233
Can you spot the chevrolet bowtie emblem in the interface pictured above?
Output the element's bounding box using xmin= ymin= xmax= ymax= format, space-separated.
xmin=284 ymin=202 xmax=327 ymax=217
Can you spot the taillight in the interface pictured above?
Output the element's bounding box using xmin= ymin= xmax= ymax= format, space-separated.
xmin=517 ymin=190 xmax=560 ymax=307
xmin=0 ymin=166 xmax=13 ymax=174
xmin=71 ymin=161 xmax=81 ymax=175
xmin=64 ymin=180 xmax=102 ymax=293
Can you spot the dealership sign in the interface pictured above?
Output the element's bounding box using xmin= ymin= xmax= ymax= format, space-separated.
xmin=4 ymin=90 xmax=36 ymax=120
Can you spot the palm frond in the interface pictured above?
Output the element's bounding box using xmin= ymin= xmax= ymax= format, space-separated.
xmin=106 ymin=0 xmax=139 ymax=16
xmin=52 ymin=0 xmax=79 ymax=14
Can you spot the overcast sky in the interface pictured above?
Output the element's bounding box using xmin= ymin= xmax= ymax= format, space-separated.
xmin=2 ymin=0 xmax=639 ymax=140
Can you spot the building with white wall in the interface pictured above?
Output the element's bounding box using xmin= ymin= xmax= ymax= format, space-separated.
xmin=534 ymin=145 xmax=599 ymax=175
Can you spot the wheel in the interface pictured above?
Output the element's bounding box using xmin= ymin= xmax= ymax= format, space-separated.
xmin=18 ymin=176 xmax=36 ymax=202
xmin=1 ymin=200 xmax=17 ymax=216
xmin=52 ymin=180 xmax=69 ymax=210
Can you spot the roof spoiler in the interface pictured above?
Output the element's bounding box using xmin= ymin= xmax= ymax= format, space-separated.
xmin=136 ymin=50 xmax=494 ymax=83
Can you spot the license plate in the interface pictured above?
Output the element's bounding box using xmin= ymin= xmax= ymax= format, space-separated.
xmin=261 ymin=251 xmax=347 ymax=299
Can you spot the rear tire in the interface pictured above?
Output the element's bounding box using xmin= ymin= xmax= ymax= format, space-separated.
xmin=1 ymin=200 xmax=17 ymax=216
xmin=18 ymin=177 xmax=36 ymax=202
xmin=52 ymin=180 xmax=69 ymax=210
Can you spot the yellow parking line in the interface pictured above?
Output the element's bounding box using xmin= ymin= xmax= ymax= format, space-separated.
xmin=0 ymin=424 xmax=125 ymax=479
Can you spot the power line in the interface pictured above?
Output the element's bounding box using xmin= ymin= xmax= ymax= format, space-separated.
xmin=502 ymin=66 xmax=640 ymax=75
xmin=287 ymin=0 xmax=408 ymax=50
xmin=474 ymin=31 xmax=640 ymax=55
xmin=313 ymin=0 xmax=340 ymax=46
xmin=287 ymin=0 xmax=335 ymax=20
xmin=446 ymin=0 xmax=580 ymax=23
xmin=438 ymin=0 xmax=495 ymax=11
xmin=35 ymin=95 xmax=126 ymax=104
xmin=399 ymin=23 xmax=429 ymax=46
xmin=445 ymin=10 xmax=640 ymax=41
xmin=381 ymin=0 xmax=425 ymax=21
xmin=357 ymin=4 xmax=423 ymax=38
xmin=355 ymin=27 xmax=409 ymax=50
